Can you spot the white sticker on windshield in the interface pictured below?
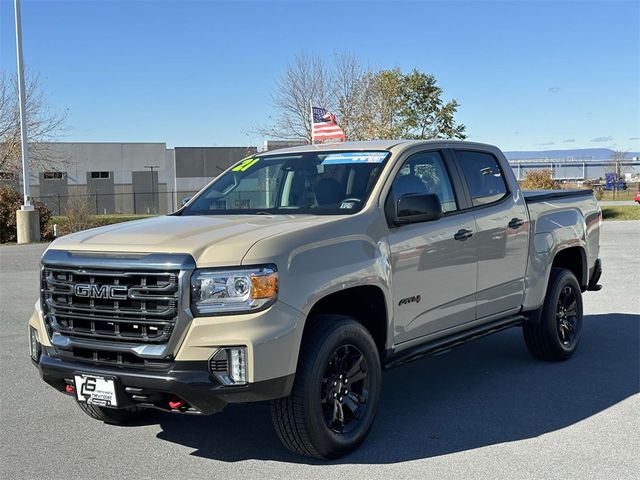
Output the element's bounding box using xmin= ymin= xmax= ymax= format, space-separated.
xmin=322 ymin=152 xmax=387 ymax=165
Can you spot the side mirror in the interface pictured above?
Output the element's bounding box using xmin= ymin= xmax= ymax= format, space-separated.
xmin=180 ymin=196 xmax=192 ymax=207
xmin=390 ymin=193 xmax=442 ymax=225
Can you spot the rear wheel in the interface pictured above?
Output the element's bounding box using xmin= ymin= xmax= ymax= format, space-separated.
xmin=76 ymin=402 xmax=150 ymax=425
xmin=270 ymin=315 xmax=381 ymax=459
xmin=523 ymin=267 xmax=583 ymax=361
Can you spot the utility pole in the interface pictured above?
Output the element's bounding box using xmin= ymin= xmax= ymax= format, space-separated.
xmin=613 ymin=158 xmax=620 ymax=200
xmin=145 ymin=165 xmax=159 ymax=214
xmin=14 ymin=0 xmax=40 ymax=243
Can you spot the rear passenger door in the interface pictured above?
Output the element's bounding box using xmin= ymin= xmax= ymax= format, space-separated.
xmin=452 ymin=149 xmax=530 ymax=319
xmin=387 ymin=150 xmax=478 ymax=344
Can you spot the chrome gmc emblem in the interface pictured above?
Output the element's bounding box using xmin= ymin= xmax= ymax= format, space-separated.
xmin=74 ymin=284 xmax=128 ymax=300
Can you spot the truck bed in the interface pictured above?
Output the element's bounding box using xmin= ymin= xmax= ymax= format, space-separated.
xmin=521 ymin=187 xmax=600 ymax=310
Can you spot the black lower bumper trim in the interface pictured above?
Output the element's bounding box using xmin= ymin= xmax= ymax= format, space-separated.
xmin=37 ymin=353 xmax=294 ymax=414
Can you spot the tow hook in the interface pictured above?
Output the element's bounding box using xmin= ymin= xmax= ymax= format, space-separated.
xmin=169 ymin=396 xmax=187 ymax=410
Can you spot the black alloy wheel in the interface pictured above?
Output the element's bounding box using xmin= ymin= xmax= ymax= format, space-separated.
xmin=556 ymin=285 xmax=579 ymax=346
xmin=271 ymin=315 xmax=381 ymax=459
xmin=321 ymin=344 xmax=370 ymax=434
xmin=523 ymin=267 xmax=584 ymax=361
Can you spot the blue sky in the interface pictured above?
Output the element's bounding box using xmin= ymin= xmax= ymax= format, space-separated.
xmin=1 ymin=0 xmax=638 ymax=151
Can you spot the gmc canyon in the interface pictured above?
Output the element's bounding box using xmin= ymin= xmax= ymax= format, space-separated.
xmin=29 ymin=140 xmax=602 ymax=458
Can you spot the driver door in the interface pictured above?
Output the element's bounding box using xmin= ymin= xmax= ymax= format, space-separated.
xmin=387 ymin=150 xmax=478 ymax=345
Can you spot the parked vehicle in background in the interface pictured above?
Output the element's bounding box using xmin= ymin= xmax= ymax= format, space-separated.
xmin=29 ymin=140 xmax=602 ymax=459
xmin=635 ymin=191 xmax=640 ymax=204
xmin=604 ymin=172 xmax=627 ymax=191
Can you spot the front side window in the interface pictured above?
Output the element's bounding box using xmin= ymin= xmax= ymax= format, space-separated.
xmin=455 ymin=150 xmax=508 ymax=206
xmin=181 ymin=151 xmax=390 ymax=215
xmin=390 ymin=151 xmax=457 ymax=213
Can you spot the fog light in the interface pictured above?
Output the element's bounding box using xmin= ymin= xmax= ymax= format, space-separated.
xmin=29 ymin=327 xmax=41 ymax=362
xmin=208 ymin=347 xmax=247 ymax=386
xmin=229 ymin=348 xmax=247 ymax=384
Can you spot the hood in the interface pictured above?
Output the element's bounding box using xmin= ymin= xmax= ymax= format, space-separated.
xmin=48 ymin=214 xmax=346 ymax=267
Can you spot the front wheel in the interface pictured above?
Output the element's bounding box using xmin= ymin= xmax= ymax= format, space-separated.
xmin=523 ymin=267 xmax=584 ymax=361
xmin=270 ymin=315 xmax=382 ymax=459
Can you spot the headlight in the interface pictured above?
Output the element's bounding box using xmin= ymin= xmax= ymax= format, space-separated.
xmin=190 ymin=266 xmax=278 ymax=315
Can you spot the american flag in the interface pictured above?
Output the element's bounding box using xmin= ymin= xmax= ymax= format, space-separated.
xmin=312 ymin=106 xmax=345 ymax=142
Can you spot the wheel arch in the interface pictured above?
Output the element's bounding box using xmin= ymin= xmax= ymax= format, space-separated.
xmin=305 ymin=285 xmax=388 ymax=356
xmin=523 ymin=242 xmax=590 ymax=312
xmin=552 ymin=245 xmax=588 ymax=289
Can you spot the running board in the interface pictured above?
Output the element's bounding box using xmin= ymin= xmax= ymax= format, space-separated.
xmin=384 ymin=315 xmax=525 ymax=369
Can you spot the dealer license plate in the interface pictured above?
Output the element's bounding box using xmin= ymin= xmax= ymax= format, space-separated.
xmin=74 ymin=374 xmax=118 ymax=407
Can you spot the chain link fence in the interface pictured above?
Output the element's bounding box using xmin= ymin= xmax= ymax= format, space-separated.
xmin=33 ymin=191 xmax=200 ymax=216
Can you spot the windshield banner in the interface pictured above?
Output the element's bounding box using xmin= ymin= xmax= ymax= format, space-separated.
xmin=321 ymin=152 xmax=387 ymax=165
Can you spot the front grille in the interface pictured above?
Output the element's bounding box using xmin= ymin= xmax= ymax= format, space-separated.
xmin=41 ymin=267 xmax=179 ymax=344
xmin=71 ymin=347 xmax=145 ymax=366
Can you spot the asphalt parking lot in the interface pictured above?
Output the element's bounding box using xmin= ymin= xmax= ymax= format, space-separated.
xmin=1 ymin=221 xmax=638 ymax=480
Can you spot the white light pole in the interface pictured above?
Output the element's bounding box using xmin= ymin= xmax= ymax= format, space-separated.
xmin=14 ymin=0 xmax=40 ymax=243
xmin=15 ymin=0 xmax=31 ymax=208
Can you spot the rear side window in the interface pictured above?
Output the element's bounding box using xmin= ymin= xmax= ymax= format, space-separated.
xmin=455 ymin=150 xmax=508 ymax=206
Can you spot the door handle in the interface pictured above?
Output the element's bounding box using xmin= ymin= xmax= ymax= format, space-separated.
xmin=454 ymin=229 xmax=474 ymax=241
xmin=508 ymin=217 xmax=525 ymax=229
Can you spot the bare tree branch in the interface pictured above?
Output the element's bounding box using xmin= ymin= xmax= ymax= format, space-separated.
xmin=0 ymin=70 xmax=69 ymax=174
xmin=255 ymin=52 xmax=466 ymax=143
xmin=254 ymin=53 xmax=334 ymax=142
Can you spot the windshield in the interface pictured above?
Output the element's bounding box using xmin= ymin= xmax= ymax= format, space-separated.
xmin=181 ymin=150 xmax=390 ymax=215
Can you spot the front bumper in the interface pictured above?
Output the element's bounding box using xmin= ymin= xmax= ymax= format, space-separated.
xmin=29 ymin=299 xmax=305 ymax=383
xmin=29 ymin=299 xmax=305 ymax=413
xmin=35 ymin=349 xmax=294 ymax=414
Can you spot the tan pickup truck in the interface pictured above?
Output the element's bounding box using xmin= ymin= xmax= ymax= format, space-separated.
xmin=29 ymin=140 xmax=602 ymax=458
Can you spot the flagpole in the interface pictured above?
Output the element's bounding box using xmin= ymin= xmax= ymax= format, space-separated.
xmin=309 ymin=100 xmax=314 ymax=145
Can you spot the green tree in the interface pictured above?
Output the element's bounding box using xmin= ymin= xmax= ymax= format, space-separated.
xmin=359 ymin=68 xmax=466 ymax=140
xmin=400 ymin=69 xmax=466 ymax=139
xmin=359 ymin=68 xmax=405 ymax=139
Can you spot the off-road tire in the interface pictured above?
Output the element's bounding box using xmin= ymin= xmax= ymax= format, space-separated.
xmin=523 ymin=267 xmax=583 ymax=361
xmin=270 ymin=315 xmax=382 ymax=459
xmin=76 ymin=402 xmax=150 ymax=425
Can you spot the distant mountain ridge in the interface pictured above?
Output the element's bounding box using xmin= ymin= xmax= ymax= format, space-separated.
xmin=504 ymin=148 xmax=640 ymax=161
